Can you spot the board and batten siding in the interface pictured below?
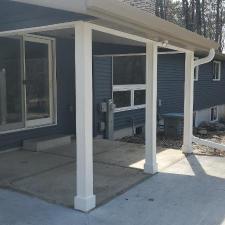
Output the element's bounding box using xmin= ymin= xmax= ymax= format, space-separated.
xmin=0 ymin=38 xmax=76 ymax=151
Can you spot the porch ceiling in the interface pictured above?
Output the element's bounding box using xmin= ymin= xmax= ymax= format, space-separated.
xmin=0 ymin=0 xmax=93 ymax=32
xmin=12 ymin=0 xmax=219 ymax=55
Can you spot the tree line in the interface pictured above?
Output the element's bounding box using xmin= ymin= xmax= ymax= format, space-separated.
xmin=155 ymin=0 xmax=225 ymax=52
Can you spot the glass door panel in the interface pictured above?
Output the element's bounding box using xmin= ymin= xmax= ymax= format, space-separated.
xmin=24 ymin=37 xmax=53 ymax=127
xmin=0 ymin=37 xmax=24 ymax=132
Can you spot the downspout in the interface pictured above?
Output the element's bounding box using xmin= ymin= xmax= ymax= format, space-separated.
xmin=194 ymin=48 xmax=215 ymax=67
xmin=192 ymin=48 xmax=225 ymax=152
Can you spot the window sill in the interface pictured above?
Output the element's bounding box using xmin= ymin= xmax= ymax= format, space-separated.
xmin=114 ymin=105 xmax=145 ymax=113
xmin=212 ymin=79 xmax=220 ymax=81
xmin=0 ymin=123 xmax=57 ymax=135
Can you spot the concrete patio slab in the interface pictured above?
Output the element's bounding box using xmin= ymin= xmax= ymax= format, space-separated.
xmin=11 ymin=162 xmax=148 ymax=207
xmin=94 ymin=142 xmax=185 ymax=171
xmin=0 ymin=150 xmax=74 ymax=185
xmin=0 ymin=139 xmax=185 ymax=209
xmin=38 ymin=139 xmax=126 ymax=157
xmin=0 ymin=154 xmax=224 ymax=225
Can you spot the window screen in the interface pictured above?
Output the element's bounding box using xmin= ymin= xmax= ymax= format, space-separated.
xmin=113 ymin=55 xmax=146 ymax=85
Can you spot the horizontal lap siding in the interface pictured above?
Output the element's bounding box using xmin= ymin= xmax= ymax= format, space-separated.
xmin=93 ymin=43 xmax=145 ymax=55
xmin=157 ymin=54 xmax=185 ymax=114
xmin=0 ymin=1 xmax=91 ymax=31
xmin=93 ymin=45 xmax=225 ymax=134
xmin=0 ymin=38 xmax=75 ymax=150
xmin=93 ymin=43 xmax=146 ymax=135
xmin=93 ymin=57 xmax=112 ymax=136
xmin=194 ymin=61 xmax=225 ymax=110
xmin=93 ymin=56 xmax=145 ymax=133
xmin=114 ymin=109 xmax=145 ymax=130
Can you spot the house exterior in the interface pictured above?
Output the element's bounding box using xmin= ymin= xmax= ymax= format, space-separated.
xmin=0 ymin=0 xmax=219 ymax=211
xmin=93 ymin=44 xmax=225 ymax=138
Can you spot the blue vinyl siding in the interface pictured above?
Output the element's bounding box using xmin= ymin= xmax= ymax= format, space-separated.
xmin=0 ymin=1 xmax=92 ymax=32
xmin=0 ymin=38 xmax=76 ymax=150
xmin=92 ymin=53 xmax=146 ymax=135
xmin=93 ymin=43 xmax=145 ymax=55
xmin=194 ymin=61 xmax=225 ymax=110
xmin=158 ymin=54 xmax=185 ymax=114
xmin=114 ymin=109 xmax=145 ymax=130
xmin=93 ymin=56 xmax=112 ymax=136
xmin=93 ymin=44 xmax=225 ymax=135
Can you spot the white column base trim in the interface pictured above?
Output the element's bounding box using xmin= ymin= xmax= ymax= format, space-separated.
xmin=144 ymin=163 xmax=158 ymax=174
xmin=74 ymin=195 xmax=96 ymax=212
xmin=182 ymin=144 xmax=193 ymax=154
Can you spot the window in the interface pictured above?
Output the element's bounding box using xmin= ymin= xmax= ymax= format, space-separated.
xmin=134 ymin=90 xmax=146 ymax=106
xmin=210 ymin=106 xmax=218 ymax=122
xmin=113 ymin=91 xmax=131 ymax=108
xmin=0 ymin=35 xmax=56 ymax=133
xmin=212 ymin=61 xmax=221 ymax=81
xmin=112 ymin=55 xmax=146 ymax=112
xmin=113 ymin=55 xmax=145 ymax=85
xmin=194 ymin=57 xmax=199 ymax=81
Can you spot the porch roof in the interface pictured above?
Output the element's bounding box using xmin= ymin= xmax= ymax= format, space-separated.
xmin=12 ymin=0 xmax=219 ymax=54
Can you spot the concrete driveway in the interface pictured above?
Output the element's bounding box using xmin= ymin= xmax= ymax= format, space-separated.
xmin=0 ymin=154 xmax=225 ymax=225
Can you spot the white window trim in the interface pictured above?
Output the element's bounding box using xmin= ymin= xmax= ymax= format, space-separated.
xmin=210 ymin=106 xmax=218 ymax=122
xmin=113 ymin=84 xmax=146 ymax=112
xmin=0 ymin=34 xmax=57 ymax=134
xmin=194 ymin=57 xmax=199 ymax=81
xmin=212 ymin=61 xmax=221 ymax=81
xmin=111 ymin=54 xmax=146 ymax=113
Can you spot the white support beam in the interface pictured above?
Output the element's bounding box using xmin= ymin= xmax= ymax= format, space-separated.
xmin=144 ymin=41 xmax=158 ymax=174
xmin=88 ymin=22 xmax=149 ymax=44
xmin=182 ymin=51 xmax=195 ymax=154
xmin=74 ymin=22 xmax=96 ymax=212
xmin=0 ymin=21 xmax=78 ymax=37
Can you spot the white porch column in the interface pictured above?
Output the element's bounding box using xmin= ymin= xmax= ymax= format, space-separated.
xmin=144 ymin=41 xmax=158 ymax=174
xmin=74 ymin=22 xmax=96 ymax=212
xmin=182 ymin=51 xmax=195 ymax=154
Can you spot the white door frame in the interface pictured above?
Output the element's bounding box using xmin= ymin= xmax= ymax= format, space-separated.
xmin=23 ymin=35 xmax=54 ymax=127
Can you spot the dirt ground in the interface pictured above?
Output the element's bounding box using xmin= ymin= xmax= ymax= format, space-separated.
xmin=119 ymin=132 xmax=225 ymax=157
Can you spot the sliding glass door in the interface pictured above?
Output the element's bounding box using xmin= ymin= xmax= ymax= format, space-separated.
xmin=0 ymin=37 xmax=24 ymax=132
xmin=0 ymin=35 xmax=55 ymax=133
xmin=24 ymin=36 xmax=54 ymax=127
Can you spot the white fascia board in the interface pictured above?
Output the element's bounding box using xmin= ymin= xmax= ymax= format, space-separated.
xmin=12 ymin=0 xmax=87 ymax=14
xmin=12 ymin=0 xmax=219 ymax=53
xmin=86 ymin=0 xmax=219 ymax=52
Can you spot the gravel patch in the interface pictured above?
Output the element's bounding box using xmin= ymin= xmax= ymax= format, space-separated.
xmin=119 ymin=132 xmax=225 ymax=157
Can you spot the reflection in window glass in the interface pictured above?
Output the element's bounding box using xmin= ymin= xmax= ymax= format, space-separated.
xmin=25 ymin=41 xmax=50 ymax=121
xmin=213 ymin=61 xmax=220 ymax=80
xmin=134 ymin=90 xmax=145 ymax=105
xmin=0 ymin=37 xmax=22 ymax=126
xmin=210 ymin=106 xmax=218 ymax=121
xmin=113 ymin=55 xmax=146 ymax=85
xmin=113 ymin=91 xmax=131 ymax=108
